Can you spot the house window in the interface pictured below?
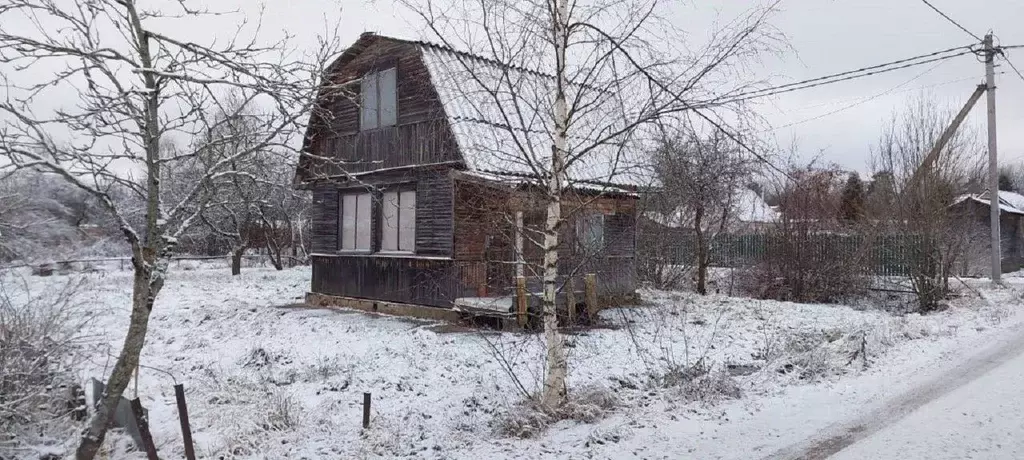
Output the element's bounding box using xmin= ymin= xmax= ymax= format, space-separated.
xmin=381 ymin=189 xmax=416 ymax=252
xmin=575 ymin=213 xmax=605 ymax=254
xmin=360 ymin=67 xmax=397 ymax=130
xmin=339 ymin=192 xmax=372 ymax=251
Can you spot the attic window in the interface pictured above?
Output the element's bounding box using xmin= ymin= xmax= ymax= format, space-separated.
xmin=360 ymin=68 xmax=397 ymax=130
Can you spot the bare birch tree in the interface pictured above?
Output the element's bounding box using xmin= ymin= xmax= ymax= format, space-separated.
xmin=0 ymin=1 xmax=339 ymax=457
xmin=402 ymin=0 xmax=780 ymax=409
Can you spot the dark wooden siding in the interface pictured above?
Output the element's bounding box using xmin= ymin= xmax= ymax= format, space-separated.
xmin=415 ymin=172 xmax=454 ymax=256
xmin=310 ymin=187 xmax=339 ymax=254
xmin=311 ymin=255 xmax=486 ymax=308
xmin=311 ymin=186 xmax=637 ymax=304
xmin=308 ymin=168 xmax=453 ymax=257
xmin=299 ymin=38 xmax=462 ymax=181
xmin=453 ymin=180 xmax=514 ymax=261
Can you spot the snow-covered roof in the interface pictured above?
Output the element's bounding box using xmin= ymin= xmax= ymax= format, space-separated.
xmin=733 ymin=188 xmax=778 ymax=223
xmin=644 ymin=188 xmax=778 ymax=228
xmin=953 ymin=191 xmax=1024 ymax=216
xmin=416 ymin=40 xmax=649 ymax=188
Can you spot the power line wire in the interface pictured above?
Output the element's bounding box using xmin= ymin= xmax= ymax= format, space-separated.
xmin=1004 ymin=56 xmax=1024 ymax=84
xmin=699 ymin=45 xmax=971 ymax=105
xmin=919 ymin=0 xmax=982 ymax=42
xmin=697 ymin=47 xmax=975 ymax=108
xmin=768 ymin=60 xmax=946 ymax=131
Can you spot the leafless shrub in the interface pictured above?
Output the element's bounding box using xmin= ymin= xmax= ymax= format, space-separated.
xmin=493 ymin=384 xmax=620 ymax=439
xmin=656 ymin=359 xmax=743 ymax=404
xmin=744 ymin=165 xmax=871 ymax=303
xmin=0 ymin=277 xmax=92 ymax=459
xmin=259 ymin=392 xmax=303 ymax=432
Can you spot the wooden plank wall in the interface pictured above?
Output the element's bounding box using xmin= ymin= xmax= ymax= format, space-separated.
xmin=311 ymin=255 xmax=486 ymax=307
xmin=299 ymin=38 xmax=462 ymax=181
xmin=308 ymin=169 xmax=454 ymax=257
xmin=310 ymin=188 xmax=339 ymax=254
xmin=416 ymin=172 xmax=455 ymax=256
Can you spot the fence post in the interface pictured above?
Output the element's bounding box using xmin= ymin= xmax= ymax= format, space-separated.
xmin=584 ymin=273 xmax=598 ymax=321
xmin=174 ymin=384 xmax=197 ymax=460
xmin=516 ymin=276 xmax=528 ymax=328
xmin=128 ymin=398 xmax=159 ymax=460
xmin=362 ymin=392 xmax=371 ymax=429
xmin=566 ymin=277 xmax=576 ymax=325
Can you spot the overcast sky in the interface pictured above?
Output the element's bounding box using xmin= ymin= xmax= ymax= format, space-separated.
xmin=246 ymin=0 xmax=1024 ymax=176
xmin=7 ymin=0 xmax=1023 ymax=176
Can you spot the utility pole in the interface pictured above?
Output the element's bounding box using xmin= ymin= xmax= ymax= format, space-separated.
xmin=985 ymin=33 xmax=1001 ymax=284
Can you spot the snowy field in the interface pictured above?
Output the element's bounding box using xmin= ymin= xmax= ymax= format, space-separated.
xmin=12 ymin=266 xmax=1024 ymax=459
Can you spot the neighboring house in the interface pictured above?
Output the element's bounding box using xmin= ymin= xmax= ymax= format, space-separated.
xmin=951 ymin=190 xmax=1024 ymax=273
xmin=294 ymin=33 xmax=641 ymax=313
xmin=641 ymin=187 xmax=778 ymax=234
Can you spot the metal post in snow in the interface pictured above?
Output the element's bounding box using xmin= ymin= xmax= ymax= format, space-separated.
xmin=129 ymin=398 xmax=160 ymax=460
xmin=362 ymin=392 xmax=371 ymax=429
xmin=174 ymin=384 xmax=197 ymax=460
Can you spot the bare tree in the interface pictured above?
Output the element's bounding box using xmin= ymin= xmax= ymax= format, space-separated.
xmin=648 ymin=126 xmax=753 ymax=294
xmin=870 ymin=94 xmax=983 ymax=311
xmin=0 ymin=170 xmax=130 ymax=263
xmin=401 ymin=0 xmax=780 ymax=409
xmin=998 ymin=162 xmax=1024 ymax=195
xmin=0 ymin=1 xmax=339 ymax=457
xmin=195 ymin=107 xmax=283 ymax=275
xmin=196 ymin=116 xmax=309 ymax=274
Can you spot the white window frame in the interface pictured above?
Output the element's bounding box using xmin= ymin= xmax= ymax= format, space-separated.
xmin=360 ymin=67 xmax=397 ymax=131
xmin=339 ymin=191 xmax=372 ymax=252
xmin=380 ymin=189 xmax=416 ymax=253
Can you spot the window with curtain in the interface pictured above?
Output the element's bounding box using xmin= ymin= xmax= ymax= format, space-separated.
xmin=381 ymin=189 xmax=416 ymax=252
xmin=360 ymin=67 xmax=397 ymax=130
xmin=339 ymin=192 xmax=372 ymax=251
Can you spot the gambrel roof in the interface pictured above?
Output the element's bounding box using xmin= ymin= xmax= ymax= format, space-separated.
xmin=299 ymin=33 xmax=650 ymax=189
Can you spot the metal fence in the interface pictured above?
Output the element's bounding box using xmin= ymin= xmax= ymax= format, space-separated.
xmin=4 ymin=254 xmax=308 ymax=273
xmin=663 ymin=233 xmax=925 ymax=276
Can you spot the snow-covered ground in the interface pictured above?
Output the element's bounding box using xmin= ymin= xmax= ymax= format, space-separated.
xmin=13 ymin=266 xmax=1024 ymax=459
xmin=831 ymin=343 xmax=1024 ymax=460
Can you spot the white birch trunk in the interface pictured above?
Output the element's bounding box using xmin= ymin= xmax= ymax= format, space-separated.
xmin=540 ymin=0 xmax=570 ymax=409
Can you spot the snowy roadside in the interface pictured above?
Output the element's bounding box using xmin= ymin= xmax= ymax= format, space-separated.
xmin=14 ymin=267 xmax=1024 ymax=459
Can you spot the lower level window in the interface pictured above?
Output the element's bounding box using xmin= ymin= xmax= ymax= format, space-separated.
xmin=576 ymin=213 xmax=605 ymax=254
xmin=340 ymin=192 xmax=371 ymax=250
xmin=381 ymin=190 xmax=416 ymax=252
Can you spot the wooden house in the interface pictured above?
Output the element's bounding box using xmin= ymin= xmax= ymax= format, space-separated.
xmin=295 ymin=33 xmax=643 ymax=319
xmin=951 ymin=191 xmax=1024 ymax=274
